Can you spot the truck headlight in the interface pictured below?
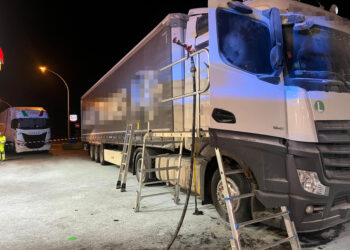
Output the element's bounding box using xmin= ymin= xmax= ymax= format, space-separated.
xmin=297 ymin=170 xmax=329 ymax=196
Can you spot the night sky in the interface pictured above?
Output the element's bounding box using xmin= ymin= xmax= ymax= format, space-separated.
xmin=0 ymin=0 xmax=348 ymax=138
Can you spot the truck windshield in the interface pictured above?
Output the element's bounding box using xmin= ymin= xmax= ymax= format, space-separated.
xmin=12 ymin=118 xmax=49 ymax=129
xmin=283 ymin=24 xmax=350 ymax=92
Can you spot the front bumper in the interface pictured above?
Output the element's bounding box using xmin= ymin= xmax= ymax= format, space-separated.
xmin=286 ymin=141 xmax=350 ymax=232
xmin=16 ymin=141 xmax=51 ymax=153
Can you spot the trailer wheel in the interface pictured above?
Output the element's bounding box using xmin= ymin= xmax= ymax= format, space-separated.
xmin=95 ymin=145 xmax=100 ymax=163
xmin=134 ymin=149 xmax=150 ymax=183
xmin=100 ymin=144 xmax=107 ymax=165
xmin=211 ymin=167 xmax=251 ymax=223
xmin=90 ymin=144 xmax=95 ymax=161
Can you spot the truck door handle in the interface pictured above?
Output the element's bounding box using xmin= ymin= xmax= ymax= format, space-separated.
xmin=212 ymin=108 xmax=236 ymax=123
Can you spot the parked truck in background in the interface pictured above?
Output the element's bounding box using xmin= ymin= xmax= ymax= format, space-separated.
xmin=81 ymin=0 xmax=350 ymax=232
xmin=0 ymin=107 xmax=51 ymax=153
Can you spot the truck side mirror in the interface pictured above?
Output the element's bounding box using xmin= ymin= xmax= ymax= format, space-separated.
xmin=257 ymin=43 xmax=283 ymax=85
xmin=270 ymin=44 xmax=283 ymax=70
xmin=256 ymin=45 xmax=283 ymax=84
xmin=11 ymin=119 xmax=18 ymax=129
xmin=47 ymin=119 xmax=51 ymax=128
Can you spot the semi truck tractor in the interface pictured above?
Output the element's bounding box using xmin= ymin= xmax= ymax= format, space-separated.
xmin=81 ymin=0 xmax=350 ymax=232
xmin=0 ymin=107 xmax=51 ymax=153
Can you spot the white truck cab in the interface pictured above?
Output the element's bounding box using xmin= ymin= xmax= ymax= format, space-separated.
xmin=207 ymin=0 xmax=350 ymax=232
xmin=0 ymin=107 xmax=51 ymax=153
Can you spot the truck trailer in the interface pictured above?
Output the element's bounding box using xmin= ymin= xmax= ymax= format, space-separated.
xmin=0 ymin=107 xmax=51 ymax=153
xmin=81 ymin=0 xmax=350 ymax=232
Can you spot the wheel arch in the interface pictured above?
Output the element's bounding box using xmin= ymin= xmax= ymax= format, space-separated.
xmin=131 ymin=146 xmax=162 ymax=175
xmin=200 ymin=144 xmax=258 ymax=204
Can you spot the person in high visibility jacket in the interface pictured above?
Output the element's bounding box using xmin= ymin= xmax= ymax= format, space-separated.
xmin=0 ymin=132 xmax=6 ymax=161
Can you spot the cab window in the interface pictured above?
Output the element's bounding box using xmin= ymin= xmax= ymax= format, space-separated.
xmin=217 ymin=9 xmax=273 ymax=74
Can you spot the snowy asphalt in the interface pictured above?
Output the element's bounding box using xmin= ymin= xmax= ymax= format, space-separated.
xmin=0 ymin=143 xmax=349 ymax=250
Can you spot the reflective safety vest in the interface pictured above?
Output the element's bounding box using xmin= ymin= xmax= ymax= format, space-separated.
xmin=0 ymin=135 xmax=6 ymax=151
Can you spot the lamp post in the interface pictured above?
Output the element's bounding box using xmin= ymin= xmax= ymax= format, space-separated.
xmin=39 ymin=66 xmax=70 ymax=140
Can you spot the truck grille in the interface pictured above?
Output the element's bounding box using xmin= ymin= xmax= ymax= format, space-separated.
xmin=22 ymin=133 xmax=47 ymax=149
xmin=316 ymin=120 xmax=350 ymax=180
xmin=332 ymin=193 xmax=350 ymax=207
xmin=315 ymin=120 xmax=350 ymax=143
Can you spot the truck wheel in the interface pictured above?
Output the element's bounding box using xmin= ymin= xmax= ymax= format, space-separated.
xmin=134 ymin=149 xmax=150 ymax=183
xmin=100 ymin=145 xmax=107 ymax=165
xmin=211 ymin=167 xmax=251 ymax=223
xmin=90 ymin=144 xmax=95 ymax=161
xmin=95 ymin=145 xmax=100 ymax=163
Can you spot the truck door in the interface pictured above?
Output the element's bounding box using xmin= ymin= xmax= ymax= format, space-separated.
xmin=209 ymin=5 xmax=286 ymax=138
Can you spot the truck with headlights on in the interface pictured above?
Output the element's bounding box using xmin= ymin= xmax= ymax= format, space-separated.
xmin=0 ymin=107 xmax=51 ymax=153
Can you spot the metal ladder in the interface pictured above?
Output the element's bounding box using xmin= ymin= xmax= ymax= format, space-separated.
xmin=215 ymin=148 xmax=301 ymax=250
xmin=116 ymin=123 xmax=134 ymax=192
xmin=134 ymin=127 xmax=184 ymax=212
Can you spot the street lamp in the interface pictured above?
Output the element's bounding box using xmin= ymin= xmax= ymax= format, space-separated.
xmin=39 ymin=66 xmax=70 ymax=139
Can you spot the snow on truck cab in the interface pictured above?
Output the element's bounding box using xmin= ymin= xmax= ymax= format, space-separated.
xmin=81 ymin=0 xmax=350 ymax=232
xmin=0 ymin=107 xmax=51 ymax=153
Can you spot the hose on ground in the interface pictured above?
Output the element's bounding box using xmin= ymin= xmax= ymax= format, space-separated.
xmin=166 ymin=55 xmax=197 ymax=250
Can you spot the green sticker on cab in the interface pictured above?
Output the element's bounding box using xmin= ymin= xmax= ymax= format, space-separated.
xmin=314 ymin=100 xmax=325 ymax=113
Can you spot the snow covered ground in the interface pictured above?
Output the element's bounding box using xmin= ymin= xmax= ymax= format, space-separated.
xmin=0 ymin=143 xmax=349 ymax=250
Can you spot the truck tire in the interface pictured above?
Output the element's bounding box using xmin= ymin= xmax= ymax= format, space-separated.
xmin=90 ymin=144 xmax=95 ymax=161
xmin=211 ymin=167 xmax=251 ymax=223
xmin=100 ymin=144 xmax=107 ymax=165
xmin=134 ymin=149 xmax=151 ymax=183
xmin=95 ymin=145 xmax=100 ymax=163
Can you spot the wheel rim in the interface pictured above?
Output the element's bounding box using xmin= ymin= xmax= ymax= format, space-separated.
xmin=217 ymin=177 xmax=241 ymax=213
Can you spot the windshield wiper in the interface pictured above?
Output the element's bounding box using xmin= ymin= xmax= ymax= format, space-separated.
xmin=292 ymin=70 xmax=350 ymax=89
xmin=334 ymin=72 xmax=350 ymax=89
